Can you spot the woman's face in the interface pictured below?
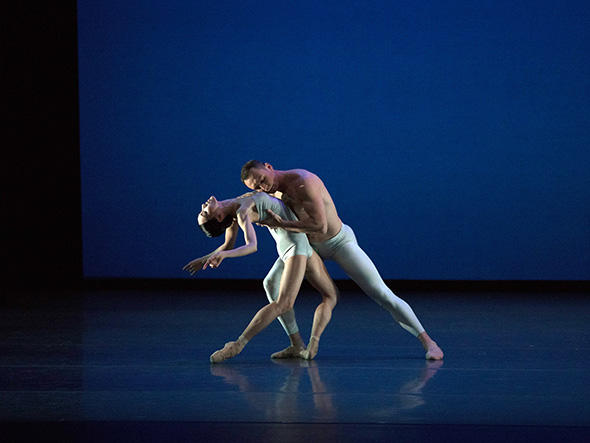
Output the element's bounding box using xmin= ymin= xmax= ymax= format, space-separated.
xmin=197 ymin=196 xmax=219 ymax=225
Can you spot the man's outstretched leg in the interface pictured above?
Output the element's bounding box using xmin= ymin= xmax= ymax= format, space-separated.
xmin=314 ymin=225 xmax=443 ymax=360
xmin=337 ymin=240 xmax=443 ymax=360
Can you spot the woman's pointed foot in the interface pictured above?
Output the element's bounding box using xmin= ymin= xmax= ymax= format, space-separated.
xmin=210 ymin=341 xmax=243 ymax=363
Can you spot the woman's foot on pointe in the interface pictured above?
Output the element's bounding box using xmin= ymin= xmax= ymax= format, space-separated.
xmin=210 ymin=341 xmax=244 ymax=363
xmin=299 ymin=336 xmax=320 ymax=361
xmin=271 ymin=345 xmax=305 ymax=359
xmin=425 ymin=342 xmax=444 ymax=360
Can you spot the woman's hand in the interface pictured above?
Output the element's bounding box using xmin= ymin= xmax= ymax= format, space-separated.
xmin=182 ymin=256 xmax=209 ymax=275
xmin=203 ymin=251 xmax=227 ymax=269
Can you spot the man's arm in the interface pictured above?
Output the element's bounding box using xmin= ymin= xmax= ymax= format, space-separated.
xmin=261 ymin=176 xmax=328 ymax=234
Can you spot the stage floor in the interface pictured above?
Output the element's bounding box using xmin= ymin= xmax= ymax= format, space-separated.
xmin=1 ymin=286 xmax=589 ymax=442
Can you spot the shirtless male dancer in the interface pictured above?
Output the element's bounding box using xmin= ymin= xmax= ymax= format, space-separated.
xmin=241 ymin=160 xmax=444 ymax=360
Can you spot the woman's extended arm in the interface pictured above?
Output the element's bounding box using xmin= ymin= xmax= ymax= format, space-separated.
xmin=182 ymin=221 xmax=239 ymax=275
xmin=202 ymin=204 xmax=258 ymax=269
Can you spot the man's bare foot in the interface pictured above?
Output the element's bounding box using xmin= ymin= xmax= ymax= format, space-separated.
xmin=271 ymin=345 xmax=305 ymax=359
xmin=425 ymin=342 xmax=444 ymax=360
xmin=417 ymin=332 xmax=444 ymax=361
xmin=210 ymin=341 xmax=243 ymax=363
xmin=299 ymin=336 xmax=320 ymax=360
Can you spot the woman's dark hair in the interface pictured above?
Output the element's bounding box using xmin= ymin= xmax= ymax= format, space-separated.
xmin=199 ymin=215 xmax=234 ymax=237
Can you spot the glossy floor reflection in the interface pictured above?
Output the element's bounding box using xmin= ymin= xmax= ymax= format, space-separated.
xmin=1 ymin=288 xmax=589 ymax=441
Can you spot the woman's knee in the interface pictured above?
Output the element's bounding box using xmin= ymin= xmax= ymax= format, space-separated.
xmin=263 ymin=275 xmax=278 ymax=299
xmin=324 ymin=296 xmax=337 ymax=310
xmin=275 ymin=299 xmax=295 ymax=315
xmin=275 ymin=290 xmax=298 ymax=313
xmin=325 ymin=286 xmax=339 ymax=308
xmin=274 ymin=255 xmax=306 ymax=313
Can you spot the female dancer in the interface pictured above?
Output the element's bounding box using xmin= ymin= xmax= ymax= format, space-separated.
xmin=183 ymin=193 xmax=338 ymax=363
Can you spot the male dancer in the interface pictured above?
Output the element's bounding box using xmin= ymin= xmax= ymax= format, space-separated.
xmin=241 ymin=160 xmax=444 ymax=360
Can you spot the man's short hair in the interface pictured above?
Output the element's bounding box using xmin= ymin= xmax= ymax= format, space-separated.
xmin=199 ymin=215 xmax=233 ymax=237
xmin=241 ymin=160 xmax=265 ymax=182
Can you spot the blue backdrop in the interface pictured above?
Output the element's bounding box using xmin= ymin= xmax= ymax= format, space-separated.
xmin=78 ymin=0 xmax=589 ymax=280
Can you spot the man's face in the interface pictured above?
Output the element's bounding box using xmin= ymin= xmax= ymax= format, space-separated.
xmin=197 ymin=196 xmax=219 ymax=225
xmin=244 ymin=167 xmax=277 ymax=193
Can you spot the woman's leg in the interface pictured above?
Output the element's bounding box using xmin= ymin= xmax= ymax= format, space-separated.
xmin=263 ymin=258 xmax=306 ymax=358
xmin=210 ymin=255 xmax=308 ymax=363
xmin=299 ymin=251 xmax=339 ymax=360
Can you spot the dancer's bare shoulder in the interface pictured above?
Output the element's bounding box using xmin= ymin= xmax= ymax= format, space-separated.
xmin=283 ymin=169 xmax=324 ymax=198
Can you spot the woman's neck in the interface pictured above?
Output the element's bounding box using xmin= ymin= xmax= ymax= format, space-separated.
xmin=218 ymin=199 xmax=241 ymax=218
